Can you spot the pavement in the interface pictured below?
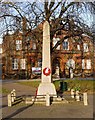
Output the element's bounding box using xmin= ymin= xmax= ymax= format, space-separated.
xmin=1 ymin=80 xmax=95 ymax=119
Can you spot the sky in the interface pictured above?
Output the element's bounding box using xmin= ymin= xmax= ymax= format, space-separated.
xmin=0 ymin=38 xmax=2 ymax=44
xmin=1 ymin=0 xmax=95 ymax=2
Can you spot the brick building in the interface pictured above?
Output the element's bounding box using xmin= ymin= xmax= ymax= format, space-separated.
xmin=52 ymin=33 xmax=94 ymax=78
xmin=2 ymin=30 xmax=42 ymax=79
xmin=0 ymin=44 xmax=2 ymax=78
xmin=2 ymin=22 xmax=94 ymax=79
xmin=0 ymin=44 xmax=2 ymax=63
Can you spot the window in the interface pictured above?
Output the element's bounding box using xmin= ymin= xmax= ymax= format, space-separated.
xmin=77 ymin=45 xmax=80 ymax=50
xmin=82 ymin=59 xmax=85 ymax=69
xmin=0 ymin=48 xmax=2 ymax=53
xmin=38 ymin=59 xmax=42 ymax=67
xmin=32 ymin=42 xmax=36 ymax=50
xmin=83 ymin=43 xmax=88 ymax=52
xmin=53 ymin=37 xmax=60 ymax=50
xmin=86 ymin=59 xmax=91 ymax=69
xmin=20 ymin=59 xmax=26 ymax=69
xmin=12 ymin=58 xmax=18 ymax=70
xmin=82 ymin=59 xmax=91 ymax=69
xmin=63 ymin=39 xmax=69 ymax=50
xmin=16 ymin=40 xmax=22 ymax=50
xmin=66 ymin=59 xmax=75 ymax=69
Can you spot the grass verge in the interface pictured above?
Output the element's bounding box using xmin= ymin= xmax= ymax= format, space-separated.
xmin=0 ymin=88 xmax=11 ymax=94
xmin=18 ymin=79 xmax=95 ymax=93
xmin=18 ymin=80 xmax=41 ymax=88
xmin=54 ymin=79 xmax=95 ymax=93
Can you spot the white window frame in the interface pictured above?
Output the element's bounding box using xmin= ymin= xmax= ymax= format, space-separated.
xmin=32 ymin=42 xmax=36 ymax=50
xmin=77 ymin=45 xmax=80 ymax=50
xmin=63 ymin=39 xmax=69 ymax=50
xmin=12 ymin=58 xmax=18 ymax=70
xmin=82 ymin=59 xmax=85 ymax=69
xmin=0 ymin=48 xmax=2 ymax=54
xmin=66 ymin=59 xmax=75 ymax=69
xmin=53 ymin=37 xmax=60 ymax=50
xmin=16 ymin=40 xmax=22 ymax=51
xmin=83 ymin=43 xmax=88 ymax=52
xmin=38 ymin=59 xmax=42 ymax=67
xmin=86 ymin=59 xmax=91 ymax=69
xmin=20 ymin=59 xmax=26 ymax=69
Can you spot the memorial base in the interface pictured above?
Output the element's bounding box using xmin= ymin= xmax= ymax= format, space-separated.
xmin=37 ymin=82 xmax=57 ymax=97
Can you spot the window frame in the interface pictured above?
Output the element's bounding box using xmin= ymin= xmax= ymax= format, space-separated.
xmin=53 ymin=37 xmax=60 ymax=50
xmin=20 ymin=58 xmax=26 ymax=70
xmin=12 ymin=58 xmax=18 ymax=70
xmin=66 ymin=59 xmax=75 ymax=69
xmin=63 ymin=39 xmax=69 ymax=50
xmin=77 ymin=44 xmax=80 ymax=50
xmin=38 ymin=58 xmax=42 ymax=67
xmin=32 ymin=42 xmax=36 ymax=50
xmin=86 ymin=59 xmax=91 ymax=69
xmin=82 ymin=59 xmax=91 ymax=69
xmin=0 ymin=48 xmax=2 ymax=54
xmin=83 ymin=43 xmax=88 ymax=52
xmin=16 ymin=40 xmax=22 ymax=51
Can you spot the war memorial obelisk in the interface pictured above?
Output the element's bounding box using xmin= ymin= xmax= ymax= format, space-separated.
xmin=37 ymin=21 xmax=57 ymax=96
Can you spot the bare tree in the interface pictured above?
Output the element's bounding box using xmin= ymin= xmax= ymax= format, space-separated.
xmin=0 ymin=1 xmax=94 ymax=79
xmin=0 ymin=1 xmax=94 ymax=44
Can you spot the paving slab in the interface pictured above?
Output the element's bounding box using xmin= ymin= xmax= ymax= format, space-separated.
xmin=1 ymin=81 xmax=94 ymax=119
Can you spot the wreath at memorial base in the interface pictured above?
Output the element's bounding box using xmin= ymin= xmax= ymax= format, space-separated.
xmin=43 ymin=67 xmax=51 ymax=76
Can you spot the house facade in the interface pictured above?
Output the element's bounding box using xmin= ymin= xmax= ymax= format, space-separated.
xmin=0 ymin=44 xmax=2 ymax=63
xmin=2 ymin=32 xmax=24 ymax=79
xmin=0 ymin=44 xmax=2 ymax=79
xmin=2 ymin=30 xmax=42 ymax=79
xmin=52 ymin=33 xmax=94 ymax=78
xmin=2 ymin=25 xmax=94 ymax=79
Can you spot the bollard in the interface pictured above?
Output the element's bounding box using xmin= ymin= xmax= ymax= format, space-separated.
xmin=76 ymin=91 xmax=80 ymax=101
xmin=8 ymin=94 xmax=12 ymax=107
xmin=71 ymin=89 xmax=75 ymax=98
xmin=70 ymin=68 xmax=73 ymax=79
xmin=13 ymin=89 xmax=16 ymax=100
xmin=46 ymin=93 xmax=50 ymax=106
xmin=83 ymin=92 xmax=88 ymax=106
xmin=11 ymin=91 xmax=14 ymax=102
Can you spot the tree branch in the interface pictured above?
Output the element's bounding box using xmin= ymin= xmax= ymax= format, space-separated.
xmin=59 ymin=2 xmax=76 ymax=18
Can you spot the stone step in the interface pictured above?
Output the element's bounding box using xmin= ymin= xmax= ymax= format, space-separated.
xmin=25 ymin=96 xmax=68 ymax=105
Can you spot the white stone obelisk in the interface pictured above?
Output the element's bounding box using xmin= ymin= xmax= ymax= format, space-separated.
xmin=37 ymin=21 xmax=57 ymax=96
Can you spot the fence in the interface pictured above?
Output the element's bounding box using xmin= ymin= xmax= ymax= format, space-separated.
xmin=7 ymin=89 xmax=22 ymax=107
